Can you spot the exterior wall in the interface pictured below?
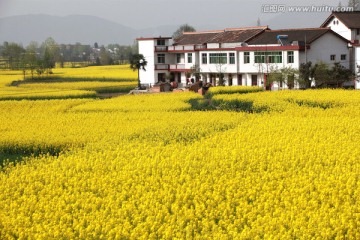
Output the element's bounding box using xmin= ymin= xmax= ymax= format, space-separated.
xmin=326 ymin=17 xmax=352 ymax=41
xmin=199 ymin=51 xmax=238 ymax=74
xmin=356 ymin=46 xmax=360 ymax=89
xmin=238 ymin=50 xmax=300 ymax=73
xmin=138 ymin=39 xmax=156 ymax=85
xmin=305 ymin=33 xmax=350 ymax=69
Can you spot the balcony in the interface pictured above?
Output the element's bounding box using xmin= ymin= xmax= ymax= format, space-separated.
xmin=169 ymin=64 xmax=186 ymax=71
xmin=155 ymin=46 xmax=168 ymax=52
xmin=167 ymin=45 xmax=206 ymax=52
xmin=155 ymin=64 xmax=187 ymax=71
xmin=155 ymin=64 xmax=169 ymax=70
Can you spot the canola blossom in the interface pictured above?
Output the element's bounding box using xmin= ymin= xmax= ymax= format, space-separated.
xmin=0 ymin=89 xmax=360 ymax=239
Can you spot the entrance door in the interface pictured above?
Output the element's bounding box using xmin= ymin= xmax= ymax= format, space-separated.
xmin=251 ymin=75 xmax=258 ymax=86
xmin=158 ymin=73 xmax=165 ymax=82
xmin=237 ymin=74 xmax=242 ymax=86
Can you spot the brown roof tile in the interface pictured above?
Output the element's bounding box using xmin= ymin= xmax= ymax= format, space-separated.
xmin=248 ymin=28 xmax=343 ymax=45
xmin=321 ymin=11 xmax=360 ymax=29
xmin=208 ymin=28 xmax=266 ymax=43
xmin=173 ymin=26 xmax=268 ymax=45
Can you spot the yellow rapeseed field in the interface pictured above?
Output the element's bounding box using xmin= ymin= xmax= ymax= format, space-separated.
xmin=0 ymin=65 xmax=137 ymax=100
xmin=1 ymin=88 xmax=360 ymax=239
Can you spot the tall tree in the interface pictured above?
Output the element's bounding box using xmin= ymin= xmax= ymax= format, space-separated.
xmin=299 ymin=61 xmax=314 ymax=89
xmin=130 ymin=54 xmax=147 ymax=89
xmin=172 ymin=24 xmax=196 ymax=39
xmin=40 ymin=37 xmax=59 ymax=70
xmin=348 ymin=0 xmax=360 ymax=10
xmin=330 ymin=62 xmax=353 ymax=87
xmin=1 ymin=42 xmax=25 ymax=69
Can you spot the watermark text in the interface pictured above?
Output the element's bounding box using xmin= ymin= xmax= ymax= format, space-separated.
xmin=262 ymin=5 xmax=354 ymax=13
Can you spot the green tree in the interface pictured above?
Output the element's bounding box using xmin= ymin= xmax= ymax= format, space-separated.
xmin=20 ymin=44 xmax=38 ymax=80
xmin=99 ymin=46 xmax=113 ymax=65
xmin=330 ymin=62 xmax=353 ymax=88
xmin=299 ymin=61 xmax=314 ymax=89
xmin=40 ymin=37 xmax=59 ymax=71
xmin=172 ymin=24 xmax=196 ymax=39
xmin=313 ymin=62 xmax=331 ymax=88
xmin=130 ymin=54 xmax=147 ymax=89
xmin=1 ymin=42 xmax=25 ymax=69
xmin=190 ymin=64 xmax=201 ymax=81
xmin=267 ymin=66 xmax=299 ymax=89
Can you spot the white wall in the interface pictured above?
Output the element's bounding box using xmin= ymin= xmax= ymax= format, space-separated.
xmin=356 ymin=46 xmax=360 ymax=89
xmin=239 ymin=50 xmax=300 ymax=74
xmin=306 ymin=32 xmax=350 ymax=69
xmin=198 ymin=51 xmax=238 ymax=74
xmin=326 ymin=17 xmax=352 ymax=41
xmin=138 ymin=40 xmax=156 ymax=85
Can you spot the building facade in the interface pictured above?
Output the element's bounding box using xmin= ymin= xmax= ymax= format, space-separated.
xmin=321 ymin=11 xmax=360 ymax=89
xmin=137 ymin=12 xmax=356 ymax=89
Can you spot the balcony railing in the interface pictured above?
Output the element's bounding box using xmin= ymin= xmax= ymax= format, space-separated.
xmin=169 ymin=64 xmax=186 ymax=70
xmin=155 ymin=46 xmax=168 ymax=52
xmin=155 ymin=45 xmax=207 ymax=52
xmin=155 ymin=64 xmax=187 ymax=71
xmin=155 ymin=64 xmax=169 ymax=70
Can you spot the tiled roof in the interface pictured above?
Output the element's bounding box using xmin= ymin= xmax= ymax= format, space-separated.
xmin=321 ymin=11 xmax=360 ymax=29
xmin=173 ymin=32 xmax=219 ymax=45
xmin=248 ymin=28 xmax=346 ymax=45
xmin=173 ymin=26 xmax=268 ymax=45
xmin=208 ymin=28 xmax=266 ymax=43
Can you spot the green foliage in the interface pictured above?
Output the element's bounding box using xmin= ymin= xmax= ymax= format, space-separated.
xmin=129 ymin=54 xmax=147 ymax=88
xmin=172 ymin=24 xmax=196 ymax=39
xmin=267 ymin=66 xmax=299 ymax=89
xmin=299 ymin=61 xmax=314 ymax=89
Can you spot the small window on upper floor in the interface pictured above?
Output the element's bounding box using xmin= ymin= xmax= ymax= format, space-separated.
xmin=341 ymin=54 xmax=347 ymax=61
xmin=229 ymin=53 xmax=235 ymax=64
xmin=187 ymin=53 xmax=193 ymax=63
xmin=287 ymin=51 xmax=294 ymax=64
xmin=157 ymin=39 xmax=165 ymax=46
xmin=244 ymin=52 xmax=250 ymax=64
xmin=330 ymin=55 xmax=336 ymax=61
xmin=157 ymin=54 xmax=165 ymax=63
xmin=176 ymin=54 xmax=181 ymax=63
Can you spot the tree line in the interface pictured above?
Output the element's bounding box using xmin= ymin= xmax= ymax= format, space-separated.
xmin=266 ymin=61 xmax=354 ymax=89
xmin=0 ymin=37 xmax=138 ymax=79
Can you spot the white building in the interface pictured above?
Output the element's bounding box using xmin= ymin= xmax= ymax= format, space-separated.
xmin=137 ymin=25 xmax=350 ymax=89
xmin=321 ymin=11 xmax=360 ymax=89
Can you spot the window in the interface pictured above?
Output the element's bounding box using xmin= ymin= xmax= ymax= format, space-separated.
xmin=357 ymin=29 xmax=360 ymax=35
xmin=202 ymin=53 xmax=207 ymax=64
xmin=176 ymin=54 xmax=181 ymax=63
xmin=157 ymin=54 xmax=165 ymax=63
xmin=157 ymin=39 xmax=165 ymax=46
xmin=255 ymin=51 xmax=282 ymax=63
xmin=267 ymin=51 xmax=282 ymax=63
xmin=330 ymin=55 xmax=336 ymax=61
xmin=287 ymin=51 xmax=294 ymax=63
xmin=187 ymin=53 xmax=193 ymax=63
xmin=229 ymin=53 xmax=235 ymax=64
xmin=244 ymin=52 xmax=250 ymax=64
xmin=209 ymin=53 xmax=227 ymax=64
xmin=341 ymin=54 xmax=347 ymax=61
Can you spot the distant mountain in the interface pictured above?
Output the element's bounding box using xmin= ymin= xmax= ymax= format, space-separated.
xmin=0 ymin=14 xmax=180 ymax=46
xmin=0 ymin=13 xmax=333 ymax=46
